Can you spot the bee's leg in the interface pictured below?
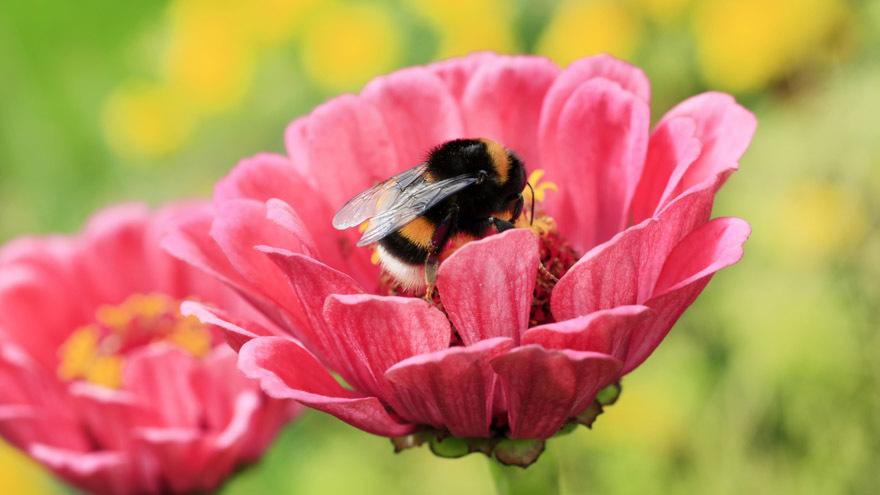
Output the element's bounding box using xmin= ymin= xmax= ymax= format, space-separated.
xmin=424 ymin=205 xmax=459 ymax=302
xmin=489 ymin=217 xmax=517 ymax=232
xmin=508 ymin=193 xmax=524 ymax=223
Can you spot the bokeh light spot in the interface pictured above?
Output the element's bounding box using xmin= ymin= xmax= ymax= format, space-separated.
xmin=300 ymin=3 xmax=401 ymax=92
xmin=694 ymin=0 xmax=849 ymax=92
xmin=101 ymin=83 xmax=195 ymax=159
xmin=536 ymin=0 xmax=641 ymax=65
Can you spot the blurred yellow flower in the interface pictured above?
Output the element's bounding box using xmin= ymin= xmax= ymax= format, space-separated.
xmin=163 ymin=0 xmax=257 ymax=113
xmin=300 ymin=2 xmax=401 ymax=92
xmin=0 ymin=441 xmax=54 ymax=495
xmin=104 ymin=0 xmax=320 ymax=159
xmin=693 ymin=0 xmax=849 ymax=92
xmin=243 ymin=0 xmax=322 ymax=46
xmin=536 ymin=0 xmax=641 ymax=65
xmin=771 ymin=180 xmax=868 ymax=266
xmin=101 ymin=83 xmax=195 ymax=159
xmin=402 ymin=0 xmax=518 ymax=58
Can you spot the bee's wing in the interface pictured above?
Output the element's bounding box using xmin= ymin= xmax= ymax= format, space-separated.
xmin=355 ymin=173 xmax=480 ymax=247
xmin=332 ymin=163 xmax=431 ymax=230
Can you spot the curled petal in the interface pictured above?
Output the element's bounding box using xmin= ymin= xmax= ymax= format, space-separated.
xmin=322 ymin=294 xmax=450 ymax=424
xmin=258 ymin=249 xmax=367 ymax=384
xmin=238 ymin=337 xmax=416 ymax=437
xmin=631 ymin=117 xmax=703 ymax=223
xmin=181 ymin=301 xmax=284 ymax=353
xmin=623 ymin=218 xmax=750 ymax=373
xmin=385 ymin=337 xmax=514 ymax=438
xmin=437 ymin=229 xmax=539 ymax=345
xmin=30 ymin=444 xmax=136 ymax=495
xmin=491 ymin=346 xmax=621 ymax=439
xmin=522 ymin=305 xmax=651 ymax=360
xmin=658 ymin=92 xmax=757 ymax=196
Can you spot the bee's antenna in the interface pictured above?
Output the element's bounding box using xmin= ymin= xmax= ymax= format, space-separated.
xmin=526 ymin=182 xmax=536 ymax=226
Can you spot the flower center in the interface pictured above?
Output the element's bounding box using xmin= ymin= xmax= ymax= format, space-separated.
xmin=57 ymin=293 xmax=213 ymax=388
xmin=379 ymin=170 xmax=579 ymax=329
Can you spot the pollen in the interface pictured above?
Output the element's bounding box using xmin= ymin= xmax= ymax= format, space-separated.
xmin=524 ymin=169 xmax=559 ymax=203
xmin=57 ymin=293 xmax=214 ymax=389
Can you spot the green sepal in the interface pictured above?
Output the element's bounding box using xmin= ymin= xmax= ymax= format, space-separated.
xmin=390 ymin=431 xmax=431 ymax=452
xmin=575 ymin=401 xmax=604 ymax=428
xmin=596 ymin=381 xmax=622 ymax=406
xmin=554 ymin=421 xmax=579 ymax=437
xmin=429 ymin=433 xmax=470 ymax=458
xmin=493 ymin=438 xmax=546 ymax=467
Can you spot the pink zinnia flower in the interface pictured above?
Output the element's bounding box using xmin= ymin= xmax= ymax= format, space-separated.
xmin=166 ymin=53 xmax=755 ymax=465
xmin=0 ymin=203 xmax=300 ymax=494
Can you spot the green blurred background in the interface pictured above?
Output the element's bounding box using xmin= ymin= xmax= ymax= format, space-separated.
xmin=1 ymin=0 xmax=878 ymax=493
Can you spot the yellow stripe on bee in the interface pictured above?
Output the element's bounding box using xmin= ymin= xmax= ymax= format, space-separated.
xmin=479 ymin=138 xmax=509 ymax=183
xmin=397 ymin=217 xmax=435 ymax=248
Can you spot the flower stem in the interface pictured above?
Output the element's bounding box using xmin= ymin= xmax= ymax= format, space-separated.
xmin=487 ymin=446 xmax=560 ymax=495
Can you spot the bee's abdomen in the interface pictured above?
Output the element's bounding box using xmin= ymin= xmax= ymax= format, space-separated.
xmin=379 ymin=227 xmax=432 ymax=265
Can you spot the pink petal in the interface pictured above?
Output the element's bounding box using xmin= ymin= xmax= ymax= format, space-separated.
xmin=68 ymin=383 xmax=151 ymax=452
xmin=460 ymin=55 xmax=560 ymax=167
xmin=214 ymin=153 xmax=299 ymax=204
xmin=385 ymin=337 xmax=514 ymax=438
xmin=428 ymin=51 xmax=501 ymax=103
xmin=189 ymin=346 xmax=263 ymax=431
xmin=522 ymin=305 xmax=651 ymax=360
xmin=0 ymin=264 xmax=88 ymax=369
xmin=265 ymin=195 xmax=378 ymax=291
xmin=78 ymin=204 xmax=164 ymax=304
xmin=303 ymin=94 xmax=402 ymax=210
xmin=265 ymin=198 xmax=318 ymax=258
xmin=144 ymin=201 xmax=232 ymax=302
xmin=322 ymin=294 xmax=450 ymax=424
xmin=30 ymin=444 xmax=137 ymax=495
xmin=283 ymin=115 xmax=312 ymax=176
xmin=258 ymin=250 xmax=366 ymax=377
xmin=491 ymin=346 xmax=621 ymax=439
xmin=437 ymin=229 xmax=539 ymax=345
xmin=551 ymin=171 xmax=735 ymax=322
xmin=658 ymin=92 xmax=757 ymax=197
xmin=161 ymin=205 xmax=264 ymax=305
xmin=541 ymin=77 xmax=650 ymax=251
xmin=133 ymin=427 xmax=208 ymax=494
xmin=210 ymin=198 xmax=311 ymax=329
xmin=181 ymin=301 xmax=283 ymax=352
xmin=551 ymin=219 xmax=660 ymax=320
xmin=123 ymin=345 xmax=201 ymax=429
xmin=622 ymin=218 xmax=750 ymax=373
xmin=0 ymin=405 xmax=89 ymax=452
xmin=631 ymin=117 xmax=703 ymax=223
xmin=134 ymin=391 xmax=261 ymax=494
xmin=238 ymin=336 xmax=416 ymax=437
xmin=361 ymin=66 xmax=464 ymax=168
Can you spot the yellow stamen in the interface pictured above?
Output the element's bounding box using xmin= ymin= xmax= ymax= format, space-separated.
xmin=525 ymin=170 xmax=559 ymax=203
xmin=57 ymin=326 xmax=100 ymax=382
xmin=57 ymin=293 xmax=214 ymax=389
xmin=84 ymin=355 xmax=123 ymax=389
xmin=166 ymin=316 xmax=212 ymax=358
xmin=370 ymin=249 xmax=380 ymax=265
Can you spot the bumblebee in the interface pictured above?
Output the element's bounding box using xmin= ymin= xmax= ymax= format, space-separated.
xmin=333 ymin=138 xmax=528 ymax=293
